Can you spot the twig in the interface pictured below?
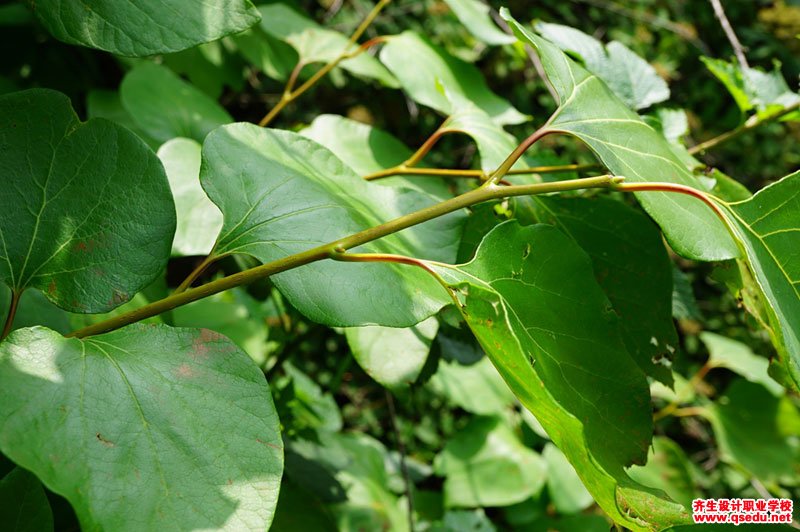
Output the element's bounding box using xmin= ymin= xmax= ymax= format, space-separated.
xmin=174 ymin=255 xmax=216 ymax=294
xmin=362 ymin=163 xmax=601 ymax=181
xmin=258 ymin=0 xmax=391 ymax=127
xmin=709 ymin=0 xmax=749 ymax=70
xmin=1 ymin=290 xmax=21 ymax=340
xmin=689 ymin=100 xmax=800 ymax=154
xmin=385 ymin=390 xmax=415 ymax=531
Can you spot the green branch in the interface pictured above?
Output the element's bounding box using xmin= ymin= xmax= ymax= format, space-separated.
xmin=258 ymin=0 xmax=392 ymax=127
xmin=67 ymin=175 xmax=623 ymax=338
xmin=1 ymin=290 xmax=21 ymax=340
xmin=689 ymin=101 xmax=800 ymax=155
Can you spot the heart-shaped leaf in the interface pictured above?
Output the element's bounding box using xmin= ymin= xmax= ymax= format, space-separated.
xmin=31 ymin=0 xmax=260 ymax=57
xmin=201 ymin=124 xmax=464 ymax=327
xmin=0 ymin=325 xmax=283 ymax=531
xmin=430 ymin=222 xmax=689 ymax=529
xmin=0 ymin=89 xmax=175 ymax=313
xmin=502 ymin=11 xmax=738 ymax=261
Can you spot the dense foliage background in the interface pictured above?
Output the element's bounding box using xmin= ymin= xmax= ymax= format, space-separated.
xmin=1 ymin=0 xmax=799 ymax=530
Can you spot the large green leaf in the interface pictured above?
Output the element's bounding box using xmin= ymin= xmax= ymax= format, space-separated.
xmin=434 ymin=416 xmax=546 ymax=508
xmin=200 ymin=124 xmax=464 ymax=327
xmin=0 ymin=89 xmax=175 ymax=313
xmin=0 ymin=325 xmax=283 ymax=531
xmin=536 ymin=22 xmax=670 ymax=110
xmin=712 ymin=172 xmax=800 ymax=390
xmin=31 ymin=0 xmax=260 ymax=57
xmin=257 ymin=4 xmax=398 ymax=87
xmin=429 ymin=356 xmax=515 ymax=416
xmin=0 ymin=468 xmax=53 ymax=532
xmin=519 ymin=196 xmax=678 ymax=385
xmin=442 ymin=0 xmax=515 ymax=46
xmin=428 ymin=222 xmax=689 ymax=530
xmin=157 ymin=138 xmax=223 ymax=257
xmin=380 ymin=31 xmax=528 ymax=125
xmin=502 ymin=11 xmax=738 ymax=261
xmin=120 ymin=62 xmax=232 ymax=144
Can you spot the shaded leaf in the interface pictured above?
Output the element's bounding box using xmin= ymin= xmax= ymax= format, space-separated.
xmin=86 ymin=89 xmax=159 ymax=149
xmin=435 ymin=416 xmax=546 ymax=507
xmin=257 ymin=4 xmax=397 ymax=87
xmin=429 ymin=356 xmax=515 ymax=415
xmin=712 ymin=172 xmax=800 ymax=390
xmin=537 ymin=22 xmax=670 ymax=110
xmin=0 ymin=325 xmax=283 ymax=531
xmin=429 ymin=221 xmax=689 ymax=529
xmin=0 ymin=89 xmax=175 ymax=313
xmin=502 ymin=11 xmax=738 ymax=261
xmin=157 ymin=138 xmax=223 ymax=257
xmin=0 ymin=468 xmax=53 ymax=532
xmin=200 ymin=125 xmax=464 ymax=327
xmin=0 ymin=285 xmax=71 ymax=335
xmin=120 ymin=62 xmax=232 ymax=144
xmin=346 ymin=317 xmax=438 ymax=390
xmin=442 ymin=0 xmax=515 ymax=45
xmin=708 ymin=380 xmax=799 ymax=484
xmin=30 ymin=0 xmax=260 ymax=56
xmin=234 ymin=27 xmax=299 ymax=81
xmin=380 ymin=31 xmax=527 ymax=125
xmin=519 ymin=195 xmax=678 ymax=385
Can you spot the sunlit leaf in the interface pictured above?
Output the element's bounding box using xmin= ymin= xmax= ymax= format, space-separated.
xmin=0 ymin=325 xmax=283 ymax=531
xmin=157 ymin=138 xmax=223 ymax=257
xmin=442 ymin=0 xmax=515 ymax=45
xmin=380 ymin=31 xmax=528 ymax=125
xmin=201 ymin=124 xmax=464 ymax=327
xmin=257 ymin=3 xmax=398 ymax=87
xmin=30 ymin=0 xmax=261 ymax=56
xmin=0 ymin=89 xmax=175 ymax=313
xmin=502 ymin=11 xmax=738 ymax=261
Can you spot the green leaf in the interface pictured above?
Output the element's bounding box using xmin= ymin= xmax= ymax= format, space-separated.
xmin=270 ymin=477 xmax=337 ymax=532
xmin=0 ymin=325 xmax=283 ymax=531
xmin=542 ymin=443 xmax=594 ymax=514
xmin=161 ymin=41 xmax=245 ymax=99
xmin=0 ymin=89 xmax=175 ymax=313
xmin=536 ymin=22 xmax=669 ymax=110
xmin=0 ymin=468 xmax=53 ymax=532
xmin=380 ymin=31 xmax=528 ymax=125
xmin=519 ymin=196 xmax=678 ymax=385
xmin=671 ymin=267 xmax=703 ymax=321
xmin=708 ymin=380 xmax=799 ymax=484
xmin=502 ymin=11 xmax=738 ymax=261
xmin=279 ymin=363 xmax=343 ymax=435
xmin=157 ymin=138 xmax=223 ymax=257
xmin=30 ymin=0 xmax=260 ymax=57
xmin=699 ymin=332 xmax=782 ymax=396
xmin=442 ymin=0 xmax=515 ymax=45
xmin=200 ymin=124 xmax=464 ymax=327
xmin=346 ymin=317 xmax=438 ymax=390
xmin=434 ymin=416 xmax=546 ymax=508
xmin=257 ymin=4 xmax=398 ymax=87
xmin=520 ymin=515 xmax=611 ymax=532
xmin=429 ymin=222 xmax=689 ymax=530
xmin=627 ymin=437 xmax=701 ymax=510
xmin=712 ymin=172 xmax=800 ymax=390
xmin=431 ymin=509 xmax=497 ymax=532
xmin=429 ymin=356 xmax=515 ymax=415
xmin=120 ymin=62 xmax=232 ymax=144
